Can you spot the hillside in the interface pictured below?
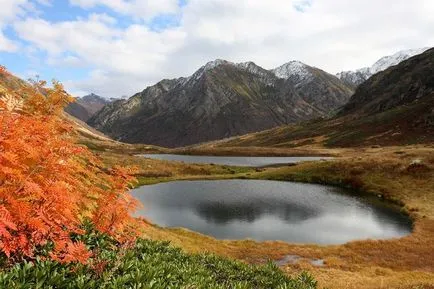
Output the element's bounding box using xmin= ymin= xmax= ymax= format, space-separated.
xmin=0 ymin=67 xmax=30 ymax=111
xmin=88 ymin=60 xmax=353 ymax=147
xmin=205 ymin=48 xmax=434 ymax=148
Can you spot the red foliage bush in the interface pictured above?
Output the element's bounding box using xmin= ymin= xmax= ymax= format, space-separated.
xmin=0 ymin=68 xmax=139 ymax=263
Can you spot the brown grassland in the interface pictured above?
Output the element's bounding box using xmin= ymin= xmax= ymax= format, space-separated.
xmin=84 ymin=135 xmax=434 ymax=289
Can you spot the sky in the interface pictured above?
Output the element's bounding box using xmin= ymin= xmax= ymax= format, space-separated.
xmin=0 ymin=0 xmax=433 ymax=98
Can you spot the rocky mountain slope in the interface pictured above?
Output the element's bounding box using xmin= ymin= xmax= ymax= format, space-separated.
xmin=89 ymin=60 xmax=353 ymax=147
xmin=65 ymin=93 xmax=109 ymax=122
xmin=211 ymin=48 xmax=434 ymax=148
xmin=337 ymin=47 xmax=430 ymax=87
xmin=273 ymin=61 xmax=354 ymax=112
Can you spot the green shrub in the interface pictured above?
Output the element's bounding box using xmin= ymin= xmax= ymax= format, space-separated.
xmin=0 ymin=229 xmax=317 ymax=289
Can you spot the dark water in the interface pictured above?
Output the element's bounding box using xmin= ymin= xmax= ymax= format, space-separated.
xmin=131 ymin=180 xmax=412 ymax=244
xmin=140 ymin=154 xmax=331 ymax=167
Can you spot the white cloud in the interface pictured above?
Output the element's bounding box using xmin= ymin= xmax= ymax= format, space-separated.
xmin=35 ymin=0 xmax=52 ymax=6
xmin=0 ymin=32 xmax=18 ymax=52
xmin=14 ymin=12 xmax=186 ymax=96
xmin=69 ymin=0 xmax=180 ymax=20
xmin=0 ymin=0 xmax=29 ymax=52
xmin=9 ymin=0 xmax=434 ymax=97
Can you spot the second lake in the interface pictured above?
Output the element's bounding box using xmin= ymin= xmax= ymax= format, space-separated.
xmin=140 ymin=154 xmax=332 ymax=167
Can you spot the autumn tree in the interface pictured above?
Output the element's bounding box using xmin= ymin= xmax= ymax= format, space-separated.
xmin=0 ymin=67 xmax=139 ymax=264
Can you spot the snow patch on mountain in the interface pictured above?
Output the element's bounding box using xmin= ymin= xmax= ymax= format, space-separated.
xmin=184 ymin=59 xmax=232 ymax=83
xmin=237 ymin=61 xmax=275 ymax=80
xmin=182 ymin=59 xmax=277 ymax=86
xmin=271 ymin=61 xmax=312 ymax=82
xmin=236 ymin=61 xmax=263 ymax=74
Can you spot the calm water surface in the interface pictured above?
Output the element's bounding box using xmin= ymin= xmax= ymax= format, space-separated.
xmin=131 ymin=180 xmax=411 ymax=244
xmin=140 ymin=154 xmax=331 ymax=167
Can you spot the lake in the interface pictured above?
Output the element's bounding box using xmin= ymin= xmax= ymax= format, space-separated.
xmin=140 ymin=154 xmax=332 ymax=167
xmin=131 ymin=180 xmax=412 ymax=244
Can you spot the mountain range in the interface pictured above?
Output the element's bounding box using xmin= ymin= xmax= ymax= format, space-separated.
xmin=3 ymin=47 xmax=431 ymax=149
xmin=88 ymin=60 xmax=353 ymax=147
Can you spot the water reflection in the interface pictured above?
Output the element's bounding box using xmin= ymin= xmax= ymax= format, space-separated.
xmin=131 ymin=180 xmax=412 ymax=244
xmin=195 ymin=201 xmax=318 ymax=224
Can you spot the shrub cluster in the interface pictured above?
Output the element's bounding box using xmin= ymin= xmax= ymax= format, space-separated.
xmin=0 ymin=70 xmax=139 ymax=263
xmin=0 ymin=228 xmax=317 ymax=289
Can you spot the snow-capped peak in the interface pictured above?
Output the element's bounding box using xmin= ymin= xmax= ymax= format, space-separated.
xmin=271 ymin=61 xmax=311 ymax=81
xmin=236 ymin=61 xmax=269 ymax=76
xmin=236 ymin=61 xmax=256 ymax=69
xmin=185 ymin=59 xmax=232 ymax=82
xmin=202 ymin=59 xmax=232 ymax=71
xmin=186 ymin=59 xmax=271 ymax=84
xmin=369 ymin=47 xmax=430 ymax=74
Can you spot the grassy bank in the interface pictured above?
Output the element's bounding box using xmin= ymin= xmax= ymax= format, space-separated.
xmin=172 ymin=145 xmax=341 ymax=157
xmin=106 ymin=145 xmax=434 ymax=289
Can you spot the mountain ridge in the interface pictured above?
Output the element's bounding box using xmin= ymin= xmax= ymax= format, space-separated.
xmin=88 ymin=59 xmax=354 ymax=147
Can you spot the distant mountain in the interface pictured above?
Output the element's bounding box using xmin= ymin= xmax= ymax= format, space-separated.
xmin=65 ymin=93 xmax=109 ymax=122
xmin=213 ymin=48 xmax=434 ymax=148
xmin=337 ymin=47 xmax=430 ymax=87
xmin=88 ymin=59 xmax=354 ymax=147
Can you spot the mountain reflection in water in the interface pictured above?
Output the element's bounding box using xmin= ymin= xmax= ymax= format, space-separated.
xmin=131 ymin=180 xmax=412 ymax=244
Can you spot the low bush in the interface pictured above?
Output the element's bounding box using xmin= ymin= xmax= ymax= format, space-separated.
xmin=0 ymin=228 xmax=317 ymax=289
